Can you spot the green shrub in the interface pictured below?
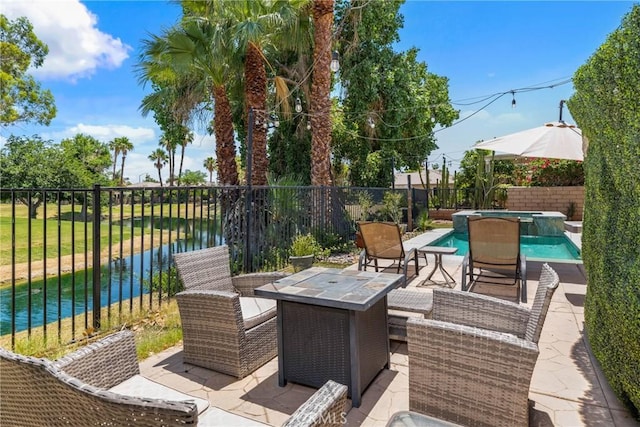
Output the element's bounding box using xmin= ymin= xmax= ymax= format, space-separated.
xmin=290 ymin=233 xmax=329 ymax=259
xmin=569 ymin=4 xmax=640 ymax=417
xmin=381 ymin=192 xmax=403 ymax=224
xmin=144 ymin=267 xmax=182 ymax=297
xmin=415 ymin=209 xmax=434 ymax=231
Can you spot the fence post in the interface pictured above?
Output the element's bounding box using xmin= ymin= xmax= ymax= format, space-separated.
xmin=92 ymin=184 xmax=101 ymax=330
xmin=244 ymin=108 xmax=254 ymax=273
xmin=407 ymin=175 xmax=413 ymax=231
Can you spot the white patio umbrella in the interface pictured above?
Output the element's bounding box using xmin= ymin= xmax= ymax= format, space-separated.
xmin=473 ymin=121 xmax=584 ymax=161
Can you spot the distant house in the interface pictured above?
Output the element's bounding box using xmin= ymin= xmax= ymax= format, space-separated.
xmin=394 ymin=170 xmax=454 ymax=189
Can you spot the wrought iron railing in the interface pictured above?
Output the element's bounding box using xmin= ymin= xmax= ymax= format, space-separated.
xmin=0 ymin=184 xmax=505 ymax=347
xmin=0 ymin=185 xmax=406 ymax=346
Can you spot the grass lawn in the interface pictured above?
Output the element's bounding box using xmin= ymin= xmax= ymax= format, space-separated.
xmin=0 ymin=202 xmax=213 ymax=266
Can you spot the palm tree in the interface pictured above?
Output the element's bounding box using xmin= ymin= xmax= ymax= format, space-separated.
xmin=162 ymin=17 xmax=240 ymax=186
xmin=310 ymin=0 xmax=334 ymax=187
xmin=148 ymin=148 xmax=168 ymax=186
xmin=137 ymin=32 xmax=203 ymax=187
xmin=109 ymin=137 xmax=134 ymax=185
xmin=204 ymin=157 xmax=217 ymax=183
xmin=117 ymin=137 xmax=134 ymax=186
xmin=225 ymin=0 xmax=306 ymax=185
xmin=108 ymin=139 xmax=121 ymax=181
xmin=177 ymin=130 xmax=193 ymax=186
xmin=158 ymin=135 xmax=176 ymax=186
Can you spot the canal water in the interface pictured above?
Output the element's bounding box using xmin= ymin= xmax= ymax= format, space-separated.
xmin=0 ymin=217 xmax=221 ymax=335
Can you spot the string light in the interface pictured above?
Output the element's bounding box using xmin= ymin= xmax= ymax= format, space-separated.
xmin=295 ymin=97 xmax=303 ymax=113
xmin=367 ymin=116 xmax=375 ymax=129
xmin=511 ymin=91 xmax=516 ymax=108
xmin=330 ymin=51 xmax=340 ymax=73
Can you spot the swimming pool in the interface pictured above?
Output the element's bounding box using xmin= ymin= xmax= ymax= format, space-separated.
xmin=432 ymin=232 xmax=582 ymax=263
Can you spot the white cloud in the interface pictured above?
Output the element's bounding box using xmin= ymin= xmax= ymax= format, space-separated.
xmin=47 ymin=123 xmax=156 ymax=144
xmin=3 ymin=0 xmax=130 ymax=81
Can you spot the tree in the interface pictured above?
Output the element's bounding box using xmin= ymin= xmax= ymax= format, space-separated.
xmin=163 ymin=12 xmax=241 ymax=186
xmin=158 ymin=134 xmax=177 ymax=186
xmin=0 ymin=135 xmax=62 ymax=218
xmin=137 ymin=32 xmax=201 ymax=187
xmin=58 ymin=134 xmax=111 ymax=188
xmin=310 ymin=0 xmax=334 ymax=187
xmin=148 ymin=148 xmax=168 ymax=186
xmin=334 ymin=0 xmax=458 ymax=187
xmin=109 ymin=136 xmax=133 ymax=185
xmin=225 ymin=0 xmax=306 ymax=185
xmin=176 ymin=130 xmax=192 ymax=185
xmin=180 ymin=169 xmax=207 ymax=186
xmin=0 ymin=15 xmax=56 ymax=127
xmin=203 ymin=156 xmax=217 ymax=183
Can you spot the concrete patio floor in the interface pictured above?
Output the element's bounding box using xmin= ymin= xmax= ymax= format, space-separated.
xmin=139 ymin=229 xmax=638 ymax=426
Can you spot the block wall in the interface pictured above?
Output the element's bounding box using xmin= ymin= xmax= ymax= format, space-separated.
xmin=506 ymin=186 xmax=585 ymax=220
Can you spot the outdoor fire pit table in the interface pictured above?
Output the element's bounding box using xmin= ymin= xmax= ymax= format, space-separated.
xmin=255 ymin=266 xmax=403 ymax=408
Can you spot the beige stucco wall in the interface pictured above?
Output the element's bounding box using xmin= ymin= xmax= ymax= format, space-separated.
xmin=506 ymin=186 xmax=585 ymax=220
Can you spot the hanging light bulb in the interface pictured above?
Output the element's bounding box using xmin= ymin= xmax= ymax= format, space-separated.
xmin=270 ymin=113 xmax=280 ymax=128
xmin=367 ymin=116 xmax=375 ymax=129
xmin=295 ymin=97 xmax=302 ymax=113
xmin=330 ymin=51 xmax=340 ymax=73
xmin=306 ymin=121 xmax=311 ymax=130
xmin=511 ymin=91 xmax=516 ymax=109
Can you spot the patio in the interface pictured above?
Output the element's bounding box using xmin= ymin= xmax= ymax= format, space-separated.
xmin=138 ymin=229 xmax=637 ymax=426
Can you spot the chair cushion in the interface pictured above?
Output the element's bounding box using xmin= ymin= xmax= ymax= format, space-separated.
xmin=240 ymin=297 xmax=276 ymax=330
xmin=198 ymin=407 xmax=269 ymax=426
xmin=109 ymin=374 xmax=210 ymax=414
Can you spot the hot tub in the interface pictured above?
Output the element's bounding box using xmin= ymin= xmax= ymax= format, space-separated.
xmin=452 ymin=210 xmax=567 ymax=236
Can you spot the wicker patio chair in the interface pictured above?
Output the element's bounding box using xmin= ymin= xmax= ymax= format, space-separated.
xmin=357 ymin=221 xmax=419 ymax=287
xmin=173 ymin=245 xmax=288 ymax=378
xmin=0 ymin=331 xmax=198 ymax=426
xmin=1 ymin=330 xmax=348 ymax=427
xmin=461 ymin=216 xmax=528 ymax=303
xmin=406 ymin=263 xmax=560 ymax=427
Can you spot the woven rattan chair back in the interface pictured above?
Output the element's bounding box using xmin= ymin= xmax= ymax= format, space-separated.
xmin=468 ymin=216 xmax=520 ymax=273
xmin=358 ymin=221 xmax=404 ymax=260
xmin=0 ymin=343 xmax=197 ymax=426
xmin=173 ymin=245 xmax=234 ymax=292
xmin=525 ymin=263 xmax=560 ymax=343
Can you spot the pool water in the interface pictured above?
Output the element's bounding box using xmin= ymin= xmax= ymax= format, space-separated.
xmin=433 ymin=233 xmax=582 ymax=263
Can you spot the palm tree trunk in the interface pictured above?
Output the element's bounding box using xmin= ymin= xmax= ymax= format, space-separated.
xmin=213 ymin=85 xmax=239 ymax=186
xmin=245 ymin=42 xmax=268 ymax=186
xmin=178 ymin=143 xmax=186 ymax=186
xmin=310 ymin=0 xmax=334 ymax=187
xmin=119 ymin=155 xmax=126 ymax=186
xmin=169 ymin=149 xmax=175 ymax=186
xmin=156 ymin=164 xmax=163 ymax=187
xmin=112 ymin=152 xmax=118 ymax=181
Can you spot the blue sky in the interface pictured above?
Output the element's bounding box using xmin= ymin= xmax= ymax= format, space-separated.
xmin=2 ymin=1 xmax=636 ymax=181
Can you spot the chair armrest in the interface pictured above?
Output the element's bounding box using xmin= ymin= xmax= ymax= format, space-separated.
xmin=232 ymin=272 xmax=289 ymax=297
xmin=461 ymin=253 xmax=470 ymax=291
xmin=282 ymin=380 xmax=348 ymax=427
xmin=54 ymin=330 xmax=139 ymax=389
xmin=176 ymin=289 xmax=244 ymax=331
xmin=432 ymin=288 xmax=530 ymax=338
xmin=406 ymin=318 xmax=538 ymax=427
xmin=520 ymin=254 xmax=527 ymax=303
xmin=400 ymin=248 xmax=418 ymax=288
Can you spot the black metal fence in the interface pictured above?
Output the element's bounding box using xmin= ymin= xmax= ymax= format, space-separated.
xmin=0 ymin=184 xmax=414 ymax=346
xmin=0 ymin=183 xmax=507 ymax=347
